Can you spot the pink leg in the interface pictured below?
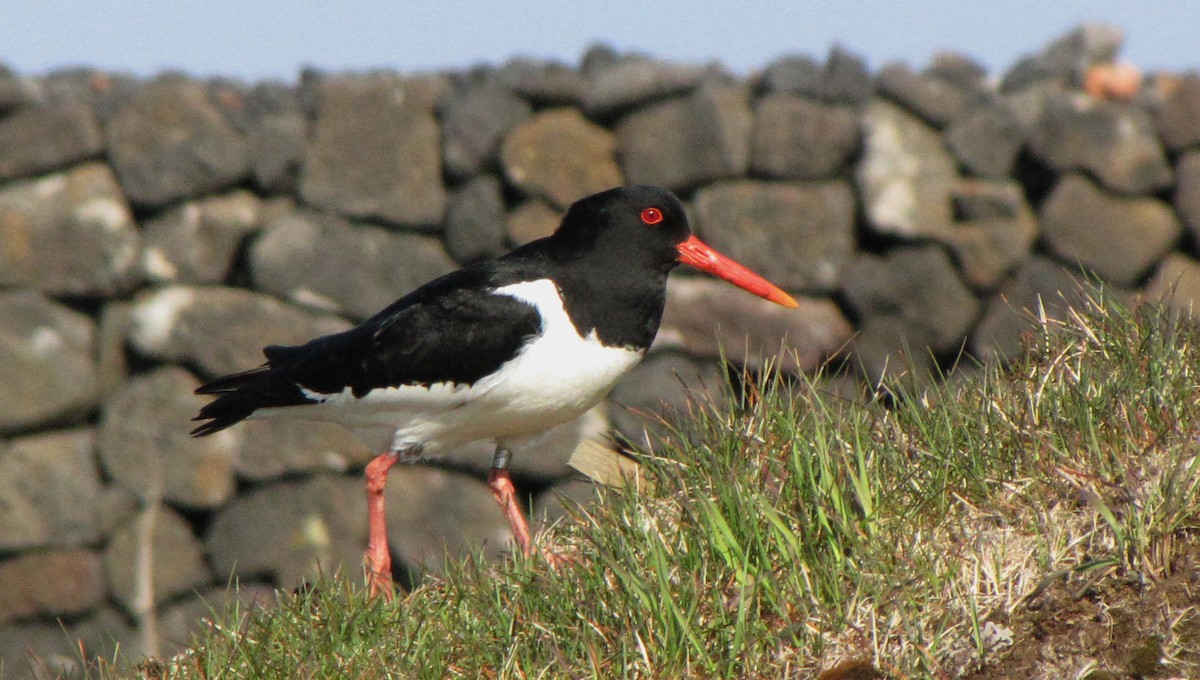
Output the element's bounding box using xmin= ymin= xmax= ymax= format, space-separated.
xmin=364 ymin=452 xmax=399 ymax=599
xmin=487 ymin=466 xmax=534 ymax=555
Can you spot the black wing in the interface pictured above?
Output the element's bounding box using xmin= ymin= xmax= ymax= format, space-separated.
xmin=191 ymin=267 xmax=543 ymax=437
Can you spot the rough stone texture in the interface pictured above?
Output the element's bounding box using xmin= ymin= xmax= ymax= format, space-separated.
xmin=0 ymin=103 xmax=103 ymax=179
xmin=939 ymin=179 xmax=1039 ymax=289
xmin=925 ymin=52 xmax=989 ymax=92
xmin=583 ymin=58 xmax=712 ymax=119
xmin=616 ymin=83 xmax=752 ymax=192
xmin=248 ymin=110 xmax=305 ymax=194
xmin=1029 ymin=93 xmax=1172 ymax=195
xmin=233 ymin=419 xmax=373 ymax=481
xmin=141 ymin=190 xmax=263 ymax=284
xmin=98 ymin=366 xmax=237 ymax=509
xmin=1040 ymin=174 xmax=1180 ymax=286
xmin=971 ymin=257 xmax=1093 ymax=363
xmin=0 ymin=620 xmax=82 ymax=679
xmin=127 ymin=285 xmax=351 ymax=379
xmin=0 ymin=429 xmax=102 ymax=550
xmin=0 ymin=550 xmax=105 ymax=624
xmin=506 ymin=199 xmax=563 ymax=246
xmin=945 ymin=100 xmax=1027 ymax=178
xmin=1173 ymin=151 xmax=1200 ymax=247
xmin=106 ymin=76 xmax=249 ymax=207
xmin=102 ymin=506 xmax=212 ymax=612
xmin=69 ymin=606 xmax=139 ymax=665
xmin=0 ymin=162 xmax=141 ymax=296
xmin=96 ymin=301 xmax=132 ymax=395
xmin=609 ymin=351 xmax=725 ymax=450
xmin=0 ymin=291 xmax=99 ymax=434
xmin=497 ymin=58 xmax=588 ymax=105
xmin=157 ymin=584 xmax=276 ymax=656
xmin=1144 ymin=253 xmax=1200 ymax=320
xmin=693 ymin=180 xmax=856 ymax=292
xmin=385 ymin=466 xmax=515 ymax=574
xmin=841 ymin=246 xmax=980 ymax=378
xmin=750 ymin=95 xmax=858 ymax=180
xmin=1155 ymin=74 xmax=1200 ymax=152
xmin=500 ymin=108 xmax=623 ymax=209
xmin=760 ymin=47 xmax=874 ymax=105
xmin=206 ymin=474 xmax=367 ymax=588
xmin=441 ymin=83 xmax=532 ymax=180
xmin=445 ymin=175 xmax=507 ymax=263
xmin=1000 ymin=22 xmax=1124 ymax=92
xmin=655 ymin=277 xmax=853 ymax=373
xmin=877 ymin=62 xmax=973 ymax=127
xmin=0 ymin=65 xmax=31 ymax=112
xmin=251 ymin=209 xmax=457 ymax=320
xmin=300 ymin=74 xmax=447 ymax=227
xmin=857 ymin=99 xmax=957 ymax=239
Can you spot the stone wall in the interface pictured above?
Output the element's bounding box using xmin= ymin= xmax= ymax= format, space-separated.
xmin=5 ymin=22 xmax=1200 ymax=671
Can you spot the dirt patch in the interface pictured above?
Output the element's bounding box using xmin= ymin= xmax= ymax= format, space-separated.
xmin=962 ymin=540 xmax=1200 ymax=679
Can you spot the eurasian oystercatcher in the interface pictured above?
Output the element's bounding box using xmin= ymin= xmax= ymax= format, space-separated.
xmin=192 ymin=185 xmax=797 ymax=597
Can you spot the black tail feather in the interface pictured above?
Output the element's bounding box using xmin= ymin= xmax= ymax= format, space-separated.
xmin=191 ymin=366 xmax=311 ymax=437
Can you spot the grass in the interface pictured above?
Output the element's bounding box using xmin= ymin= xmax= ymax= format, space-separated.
xmin=103 ymin=293 xmax=1200 ymax=678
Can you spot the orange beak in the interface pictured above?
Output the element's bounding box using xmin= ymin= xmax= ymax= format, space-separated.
xmin=676 ymin=235 xmax=799 ymax=308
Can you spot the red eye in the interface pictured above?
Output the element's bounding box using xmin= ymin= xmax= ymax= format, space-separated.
xmin=640 ymin=207 xmax=664 ymax=225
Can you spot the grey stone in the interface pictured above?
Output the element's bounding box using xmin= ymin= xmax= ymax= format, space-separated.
xmin=616 ymin=83 xmax=751 ymax=192
xmin=877 ymin=62 xmax=972 ymax=127
xmin=127 ymin=285 xmax=351 ymax=379
xmin=0 ymin=103 xmax=103 ymax=179
xmin=0 ymin=429 xmax=102 ymax=550
xmin=233 ymin=419 xmax=373 ymax=481
xmin=946 ymin=100 xmax=1027 ymax=178
xmin=141 ymin=190 xmax=263 ymax=284
xmin=106 ymin=76 xmax=250 ymax=207
xmin=1029 ymin=93 xmax=1172 ymax=195
xmin=68 ymin=606 xmax=139 ymax=666
xmin=1156 ymin=74 xmax=1200 ymax=152
xmin=583 ymin=58 xmax=713 ymax=119
xmin=1173 ymin=151 xmax=1200 ymax=246
xmin=506 ymin=199 xmax=563 ymax=246
xmin=655 ymin=277 xmax=853 ymax=373
xmin=749 ymin=95 xmax=858 ymax=180
xmin=0 ymin=549 xmax=106 ymax=623
xmin=534 ymin=477 xmax=603 ymax=528
xmin=0 ymin=621 xmax=82 ymax=680
xmin=441 ymin=83 xmax=532 ymax=180
xmin=924 ymin=52 xmax=989 ymax=92
xmin=97 ymin=485 xmax=139 ymax=537
xmin=0 ymin=65 xmax=31 ymax=112
xmin=500 ymin=108 xmax=623 ymax=209
xmin=157 ymin=584 xmax=276 ymax=655
xmin=1144 ymin=253 xmax=1200 ymax=320
xmin=248 ymin=111 xmax=305 ymax=194
xmin=939 ymin=180 xmax=1038 ymax=289
xmin=96 ymin=302 xmax=131 ymax=396
xmin=856 ymin=99 xmax=957 ymax=239
xmin=497 ymin=58 xmax=587 ymax=105
xmin=841 ymin=246 xmax=980 ymax=366
xmin=609 ymin=351 xmax=725 ymax=450
xmin=1040 ymin=174 xmax=1180 ymax=286
xmin=98 ymin=366 xmax=237 ymax=509
xmin=250 ymin=209 xmax=458 ymax=320
xmin=40 ymin=68 xmax=142 ymax=125
xmin=300 ymin=74 xmax=448 ymax=228
xmin=758 ymin=54 xmax=822 ymax=96
xmin=445 ymin=175 xmax=507 ymax=263
xmin=1000 ymin=22 xmax=1124 ymax=92
xmin=693 ymin=180 xmax=856 ymax=292
xmin=848 ymin=315 xmax=940 ymax=385
xmin=819 ymin=46 xmax=875 ymax=104
xmin=0 ymin=291 xmax=99 ymax=434
xmin=971 ymin=257 xmax=1092 ymax=363
xmin=0 ymin=162 xmax=141 ymax=296
xmin=206 ymin=474 xmax=367 ymax=588
xmin=102 ymin=506 xmax=212 ymax=612
xmin=385 ymin=466 xmax=515 ymax=574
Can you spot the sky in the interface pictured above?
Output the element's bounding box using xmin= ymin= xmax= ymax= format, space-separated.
xmin=1 ymin=2 xmax=1196 ymax=83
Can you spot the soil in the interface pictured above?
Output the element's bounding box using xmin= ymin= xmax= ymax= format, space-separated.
xmin=960 ymin=539 xmax=1200 ymax=679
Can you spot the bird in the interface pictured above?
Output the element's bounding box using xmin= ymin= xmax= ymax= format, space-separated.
xmin=191 ymin=185 xmax=798 ymax=597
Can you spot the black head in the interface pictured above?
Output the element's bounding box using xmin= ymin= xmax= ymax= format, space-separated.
xmin=548 ymin=185 xmax=692 ymax=274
